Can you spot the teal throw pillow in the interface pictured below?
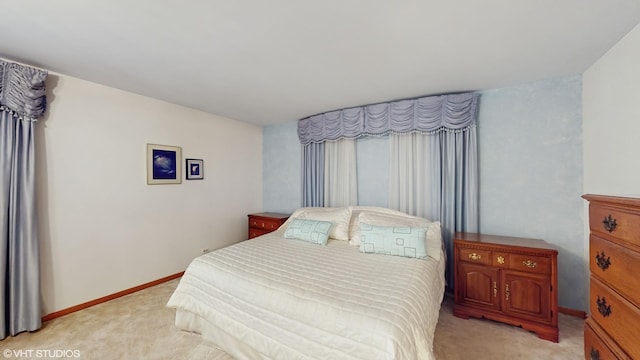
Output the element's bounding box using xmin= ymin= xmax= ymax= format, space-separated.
xmin=359 ymin=223 xmax=428 ymax=259
xmin=284 ymin=218 xmax=332 ymax=245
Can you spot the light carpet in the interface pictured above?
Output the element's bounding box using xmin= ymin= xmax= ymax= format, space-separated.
xmin=1 ymin=279 xmax=584 ymax=359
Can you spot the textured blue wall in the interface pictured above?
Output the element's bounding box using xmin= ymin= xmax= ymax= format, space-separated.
xmin=478 ymin=76 xmax=584 ymax=310
xmin=262 ymin=121 xmax=301 ymax=213
xmin=262 ymin=75 xmax=584 ymax=310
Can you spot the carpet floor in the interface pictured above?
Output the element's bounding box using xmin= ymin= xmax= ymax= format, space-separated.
xmin=1 ymin=278 xmax=584 ymax=359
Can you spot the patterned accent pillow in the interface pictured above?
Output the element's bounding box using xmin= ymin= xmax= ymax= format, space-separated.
xmin=357 ymin=212 xmax=442 ymax=260
xmin=287 ymin=207 xmax=351 ymax=241
xmin=347 ymin=206 xmax=410 ymax=246
xmin=284 ymin=218 xmax=332 ymax=245
xmin=359 ymin=223 xmax=428 ymax=259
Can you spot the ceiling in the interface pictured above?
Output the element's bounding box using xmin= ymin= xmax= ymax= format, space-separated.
xmin=1 ymin=1 xmax=639 ymax=126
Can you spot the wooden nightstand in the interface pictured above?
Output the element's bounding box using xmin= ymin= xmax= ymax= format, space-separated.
xmin=247 ymin=213 xmax=289 ymax=239
xmin=453 ymin=232 xmax=559 ymax=342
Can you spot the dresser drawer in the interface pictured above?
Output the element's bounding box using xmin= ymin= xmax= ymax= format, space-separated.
xmin=250 ymin=217 xmax=283 ymax=231
xmin=584 ymin=319 xmax=630 ymax=360
xmin=249 ymin=227 xmax=271 ymax=239
xmin=458 ymin=247 xmax=492 ymax=266
xmin=507 ymin=253 xmax=552 ymax=275
xmin=590 ymin=277 xmax=640 ymax=359
xmin=248 ymin=213 xmax=289 ymax=239
xmin=590 ymin=235 xmax=640 ymax=308
xmin=589 ymin=202 xmax=640 ymax=247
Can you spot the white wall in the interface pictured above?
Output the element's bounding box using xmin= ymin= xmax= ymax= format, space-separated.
xmin=37 ymin=72 xmax=263 ymax=315
xmin=583 ymin=24 xmax=640 ymax=195
xmin=582 ymin=23 xmax=640 ymax=314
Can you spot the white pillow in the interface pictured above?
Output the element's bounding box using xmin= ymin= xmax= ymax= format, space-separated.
xmin=287 ymin=207 xmax=352 ymax=241
xmin=357 ymin=211 xmax=442 ymax=260
xmin=347 ymin=206 xmax=412 ymax=246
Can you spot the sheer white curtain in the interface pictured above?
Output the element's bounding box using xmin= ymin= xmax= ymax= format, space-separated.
xmin=389 ymin=130 xmax=478 ymax=287
xmin=324 ymin=139 xmax=357 ymax=207
xmin=388 ymin=133 xmax=434 ymax=219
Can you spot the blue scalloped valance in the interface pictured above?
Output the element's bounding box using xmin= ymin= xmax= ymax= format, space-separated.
xmin=298 ymin=92 xmax=478 ymax=145
xmin=0 ymin=60 xmax=48 ymax=121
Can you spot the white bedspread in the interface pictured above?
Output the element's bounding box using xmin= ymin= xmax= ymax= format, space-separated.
xmin=167 ymin=230 xmax=445 ymax=360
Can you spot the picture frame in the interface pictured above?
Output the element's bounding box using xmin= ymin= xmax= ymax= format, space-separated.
xmin=146 ymin=144 xmax=182 ymax=184
xmin=186 ymin=158 xmax=204 ymax=180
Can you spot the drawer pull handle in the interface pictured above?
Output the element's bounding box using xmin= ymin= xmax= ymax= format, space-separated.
xmin=596 ymin=296 xmax=612 ymax=317
xmin=468 ymin=253 xmax=481 ymax=261
xmin=505 ymin=284 xmax=510 ymax=301
xmin=595 ymin=251 xmax=611 ymax=271
xmin=496 ymin=256 xmax=505 ymax=264
xmin=522 ymin=260 xmax=537 ymax=268
xmin=590 ymin=347 xmax=600 ymax=360
xmin=602 ymin=214 xmax=617 ymax=232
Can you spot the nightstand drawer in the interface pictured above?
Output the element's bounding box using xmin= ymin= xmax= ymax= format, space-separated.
xmin=249 ymin=227 xmax=271 ymax=239
xmin=248 ymin=213 xmax=289 ymax=239
xmin=458 ymin=248 xmax=492 ymax=266
xmin=508 ymin=254 xmax=551 ymax=275
xmin=250 ymin=218 xmax=282 ymax=231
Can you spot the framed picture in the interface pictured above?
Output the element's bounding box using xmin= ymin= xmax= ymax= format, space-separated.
xmin=186 ymin=158 xmax=204 ymax=180
xmin=146 ymin=144 xmax=182 ymax=184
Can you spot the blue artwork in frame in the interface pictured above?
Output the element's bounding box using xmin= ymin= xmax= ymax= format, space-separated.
xmin=146 ymin=144 xmax=182 ymax=184
xmin=186 ymin=158 xmax=204 ymax=180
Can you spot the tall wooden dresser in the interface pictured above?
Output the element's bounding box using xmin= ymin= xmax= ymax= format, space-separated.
xmin=583 ymin=194 xmax=640 ymax=360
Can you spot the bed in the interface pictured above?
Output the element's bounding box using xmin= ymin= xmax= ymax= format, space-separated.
xmin=167 ymin=207 xmax=446 ymax=360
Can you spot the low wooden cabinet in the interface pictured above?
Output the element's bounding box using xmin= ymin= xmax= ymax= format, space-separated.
xmin=247 ymin=213 xmax=289 ymax=239
xmin=454 ymin=232 xmax=559 ymax=342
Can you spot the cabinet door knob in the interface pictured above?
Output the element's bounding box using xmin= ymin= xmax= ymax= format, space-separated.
xmin=468 ymin=253 xmax=481 ymax=261
xmin=493 ymin=281 xmax=497 ymax=298
xmin=602 ymin=214 xmax=617 ymax=232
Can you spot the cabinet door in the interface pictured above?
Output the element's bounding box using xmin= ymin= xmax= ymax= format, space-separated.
xmin=457 ymin=262 xmax=500 ymax=311
xmin=502 ymin=270 xmax=552 ymax=323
